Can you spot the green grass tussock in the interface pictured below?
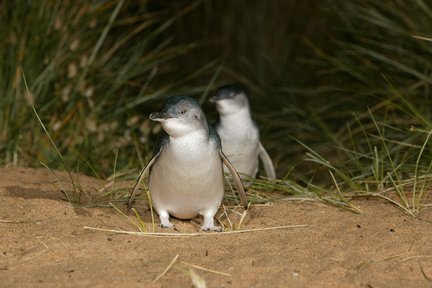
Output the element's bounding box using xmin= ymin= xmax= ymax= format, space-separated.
xmin=1 ymin=0 xmax=432 ymax=214
xmin=291 ymin=0 xmax=432 ymax=213
xmin=0 ymin=0 xmax=210 ymax=175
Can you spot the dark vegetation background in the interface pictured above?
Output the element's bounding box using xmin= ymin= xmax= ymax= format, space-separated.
xmin=1 ymin=0 xmax=432 ymax=211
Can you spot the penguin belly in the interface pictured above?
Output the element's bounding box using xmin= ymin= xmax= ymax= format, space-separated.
xmin=149 ymin=149 xmax=224 ymax=219
xmin=218 ymin=127 xmax=260 ymax=179
xmin=222 ymin=141 xmax=259 ymax=178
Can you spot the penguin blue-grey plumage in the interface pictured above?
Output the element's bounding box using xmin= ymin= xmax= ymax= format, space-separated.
xmin=128 ymin=96 xmax=247 ymax=231
xmin=210 ymin=84 xmax=276 ymax=183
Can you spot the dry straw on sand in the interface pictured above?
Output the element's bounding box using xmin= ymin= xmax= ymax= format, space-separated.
xmin=83 ymin=224 xmax=309 ymax=238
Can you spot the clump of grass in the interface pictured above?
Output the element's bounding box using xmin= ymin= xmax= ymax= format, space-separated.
xmin=291 ymin=0 xmax=432 ymax=214
xmin=286 ymin=103 xmax=432 ymax=215
xmin=276 ymin=100 xmax=432 ymax=216
xmin=1 ymin=0 xmax=216 ymax=176
xmin=6 ymin=0 xmax=231 ymax=207
xmin=199 ymin=0 xmax=432 ymax=215
xmin=5 ymin=0 xmax=432 ymax=215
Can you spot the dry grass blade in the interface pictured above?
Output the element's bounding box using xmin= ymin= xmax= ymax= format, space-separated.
xmin=0 ymin=220 xmax=15 ymax=223
xmin=237 ymin=208 xmax=249 ymax=230
xmin=419 ymin=262 xmax=432 ymax=282
xmin=83 ymin=224 xmax=309 ymax=237
xmin=181 ymin=261 xmax=230 ymax=277
xmin=131 ymin=208 xmax=147 ymax=233
xmin=412 ymin=35 xmax=432 ymax=42
xmin=109 ymin=202 xmax=146 ymax=232
xmin=127 ymin=151 xmax=160 ymax=209
xmin=219 ymin=204 xmax=233 ymax=230
xmin=37 ymin=239 xmax=49 ymax=250
xmin=0 ymin=219 xmax=40 ymax=224
xmin=147 ymin=190 xmax=156 ymax=232
xmin=153 ymin=254 xmax=179 ymax=283
xmin=399 ymin=255 xmax=432 ymax=262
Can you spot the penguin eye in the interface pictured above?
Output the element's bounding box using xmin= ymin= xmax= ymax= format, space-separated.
xmin=179 ymin=109 xmax=186 ymax=114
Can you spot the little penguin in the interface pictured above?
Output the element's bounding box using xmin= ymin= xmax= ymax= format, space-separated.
xmin=210 ymin=84 xmax=276 ymax=182
xmin=127 ymin=96 xmax=247 ymax=231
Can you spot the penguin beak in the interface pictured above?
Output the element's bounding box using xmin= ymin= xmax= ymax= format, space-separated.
xmin=149 ymin=112 xmax=172 ymax=121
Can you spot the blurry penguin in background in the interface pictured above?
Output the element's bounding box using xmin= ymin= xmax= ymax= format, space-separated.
xmin=210 ymin=84 xmax=276 ymax=184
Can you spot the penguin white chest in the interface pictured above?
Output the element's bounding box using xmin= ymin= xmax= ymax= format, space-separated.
xmin=149 ymin=136 xmax=224 ymax=219
xmin=218 ymin=121 xmax=260 ymax=178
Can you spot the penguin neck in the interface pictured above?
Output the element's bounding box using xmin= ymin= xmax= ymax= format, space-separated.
xmin=219 ymin=106 xmax=254 ymax=129
xmin=168 ymin=129 xmax=210 ymax=155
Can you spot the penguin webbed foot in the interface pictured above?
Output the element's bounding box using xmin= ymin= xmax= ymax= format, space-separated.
xmin=200 ymin=213 xmax=222 ymax=232
xmin=200 ymin=224 xmax=222 ymax=232
xmin=159 ymin=211 xmax=174 ymax=228
xmin=160 ymin=223 xmax=174 ymax=229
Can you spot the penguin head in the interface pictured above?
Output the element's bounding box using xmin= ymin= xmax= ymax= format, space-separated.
xmin=150 ymin=96 xmax=207 ymax=137
xmin=210 ymin=84 xmax=249 ymax=115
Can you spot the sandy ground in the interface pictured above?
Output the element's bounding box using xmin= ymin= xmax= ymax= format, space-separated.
xmin=1 ymin=167 xmax=432 ymax=288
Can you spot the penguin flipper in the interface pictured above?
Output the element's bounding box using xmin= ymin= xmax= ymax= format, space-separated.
xmin=219 ymin=151 xmax=248 ymax=209
xmin=258 ymin=141 xmax=276 ymax=180
xmin=127 ymin=150 xmax=161 ymax=209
